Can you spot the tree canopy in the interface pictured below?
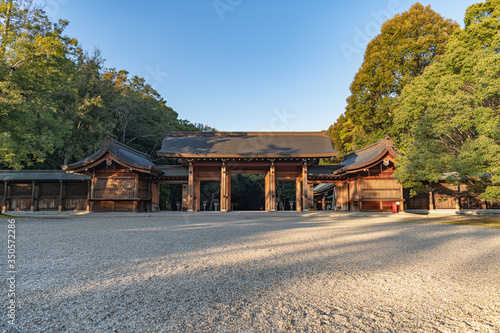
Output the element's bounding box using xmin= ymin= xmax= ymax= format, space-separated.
xmin=0 ymin=0 xmax=207 ymax=170
xmin=328 ymin=3 xmax=459 ymax=155
xmin=392 ymin=0 xmax=500 ymax=200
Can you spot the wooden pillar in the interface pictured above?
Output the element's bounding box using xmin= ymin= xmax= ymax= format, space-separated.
xmin=31 ymin=181 xmax=36 ymax=212
xmin=90 ymin=170 xmax=96 ymax=212
xmin=227 ymin=172 xmax=231 ymax=212
xmin=2 ymin=181 xmax=8 ymax=212
xmin=182 ymin=183 xmax=188 ymax=211
xmin=302 ymin=161 xmax=308 ymax=211
xmin=91 ymin=170 xmax=96 ymax=199
xmin=429 ymin=185 xmax=434 ymax=210
xmin=455 ymin=184 xmax=461 ymax=211
xmin=357 ymin=176 xmax=362 ymax=212
xmin=133 ymin=177 xmax=139 ymax=213
xmin=86 ymin=179 xmax=92 ymax=212
xmin=400 ymin=182 xmax=405 ymax=211
xmin=188 ymin=161 xmax=195 ymax=212
xmin=265 ymin=171 xmax=270 ymax=211
xmin=347 ymin=182 xmax=350 ymax=211
xmin=220 ymin=160 xmax=228 ymax=212
xmin=308 ymin=183 xmax=314 ymax=211
xmin=196 ymin=179 xmax=201 ymax=212
xmin=296 ymin=177 xmax=302 ymax=212
xmin=322 ymin=197 xmax=326 ymax=210
xmin=58 ymin=181 xmax=64 ymax=212
xmin=269 ymin=161 xmax=276 ymax=211
xmin=151 ymin=183 xmax=159 ymax=212
xmin=398 ymin=182 xmax=405 ymax=213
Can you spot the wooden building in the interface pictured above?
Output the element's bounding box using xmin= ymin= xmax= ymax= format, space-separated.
xmin=156 ymin=132 xmax=339 ymax=212
xmin=311 ymin=137 xmax=405 ymax=212
xmin=66 ymin=137 xmax=163 ymax=212
xmin=0 ymin=171 xmax=89 ymax=212
xmin=404 ymin=181 xmax=500 ymax=210
xmin=1 ymin=134 xmax=497 ymax=213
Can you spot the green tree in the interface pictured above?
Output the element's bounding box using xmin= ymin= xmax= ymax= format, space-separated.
xmin=328 ymin=3 xmax=459 ymax=153
xmin=0 ymin=0 xmax=73 ymax=169
xmin=393 ymin=0 xmax=500 ymax=199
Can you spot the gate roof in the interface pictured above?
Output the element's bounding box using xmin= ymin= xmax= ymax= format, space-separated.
xmin=158 ymin=132 xmax=338 ymax=159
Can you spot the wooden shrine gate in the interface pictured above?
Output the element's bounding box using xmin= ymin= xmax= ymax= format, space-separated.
xmin=157 ymin=132 xmax=338 ymax=212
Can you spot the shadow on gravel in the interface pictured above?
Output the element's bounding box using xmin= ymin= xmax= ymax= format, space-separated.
xmin=10 ymin=214 xmax=500 ymax=331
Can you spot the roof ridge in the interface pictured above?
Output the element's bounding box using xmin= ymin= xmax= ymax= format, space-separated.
xmin=344 ymin=137 xmax=393 ymax=157
xmin=104 ymin=137 xmax=153 ymax=160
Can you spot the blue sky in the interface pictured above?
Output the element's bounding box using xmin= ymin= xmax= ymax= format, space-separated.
xmin=45 ymin=0 xmax=476 ymax=132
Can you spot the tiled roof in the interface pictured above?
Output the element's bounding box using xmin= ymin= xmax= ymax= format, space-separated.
xmin=158 ymin=132 xmax=338 ymax=159
xmin=313 ymin=183 xmax=335 ymax=194
xmin=66 ymin=137 xmax=162 ymax=174
xmin=308 ymin=165 xmax=343 ymax=177
xmin=0 ymin=170 xmax=89 ymax=181
xmin=333 ymin=137 xmax=398 ymax=175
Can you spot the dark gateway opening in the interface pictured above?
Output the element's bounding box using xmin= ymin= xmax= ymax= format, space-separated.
xmin=200 ymin=181 xmax=220 ymax=211
xmin=276 ymin=181 xmax=296 ymax=211
xmin=231 ymin=174 xmax=265 ymax=211
xmin=160 ymin=184 xmax=182 ymax=211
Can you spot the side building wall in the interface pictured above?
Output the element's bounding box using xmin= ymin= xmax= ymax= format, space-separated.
xmin=1 ymin=181 xmax=88 ymax=212
xmin=89 ymin=164 xmax=153 ymax=212
xmin=404 ymin=182 xmax=500 ymax=210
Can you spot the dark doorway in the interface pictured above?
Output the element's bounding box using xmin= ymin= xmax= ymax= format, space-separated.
xmin=276 ymin=181 xmax=296 ymax=211
xmin=200 ymin=181 xmax=220 ymax=211
xmin=160 ymin=184 xmax=182 ymax=211
xmin=231 ymin=174 xmax=265 ymax=211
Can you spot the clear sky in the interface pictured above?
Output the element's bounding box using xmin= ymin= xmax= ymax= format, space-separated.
xmin=44 ymin=0 xmax=476 ymax=132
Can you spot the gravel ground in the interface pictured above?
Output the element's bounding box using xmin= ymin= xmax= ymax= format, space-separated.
xmin=2 ymin=212 xmax=500 ymax=332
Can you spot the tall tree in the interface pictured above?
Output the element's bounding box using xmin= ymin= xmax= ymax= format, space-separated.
xmin=328 ymin=3 xmax=459 ymax=154
xmin=393 ymin=0 xmax=500 ymax=199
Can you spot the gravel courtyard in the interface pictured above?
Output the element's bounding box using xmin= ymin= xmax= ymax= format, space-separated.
xmin=3 ymin=212 xmax=500 ymax=332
